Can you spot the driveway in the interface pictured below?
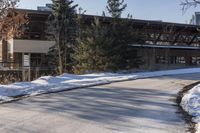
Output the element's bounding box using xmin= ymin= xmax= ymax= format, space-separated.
xmin=0 ymin=73 xmax=200 ymax=133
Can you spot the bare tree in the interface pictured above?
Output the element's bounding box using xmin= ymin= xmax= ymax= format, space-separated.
xmin=181 ymin=0 xmax=200 ymax=12
xmin=0 ymin=0 xmax=27 ymax=39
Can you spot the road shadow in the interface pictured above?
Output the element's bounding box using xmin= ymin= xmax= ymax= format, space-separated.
xmin=5 ymin=84 xmax=186 ymax=132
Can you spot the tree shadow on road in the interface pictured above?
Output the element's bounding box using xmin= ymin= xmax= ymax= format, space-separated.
xmin=6 ymin=85 xmax=186 ymax=132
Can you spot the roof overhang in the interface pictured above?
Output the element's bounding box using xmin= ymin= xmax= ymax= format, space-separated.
xmin=129 ymin=44 xmax=200 ymax=50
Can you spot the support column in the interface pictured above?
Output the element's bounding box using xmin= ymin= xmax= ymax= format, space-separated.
xmin=149 ymin=48 xmax=156 ymax=70
xmin=165 ymin=48 xmax=170 ymax=69
xmin=22 ymin=53 xmax=31 ymax=81
xmin=185 ymin=55 xmax=192 ymax=66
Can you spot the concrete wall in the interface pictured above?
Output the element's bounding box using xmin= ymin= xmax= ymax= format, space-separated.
xmin=7 ymin=39 xmax=14 ymax=54
xmin=13 ymin=39 xmax=55 ymax=53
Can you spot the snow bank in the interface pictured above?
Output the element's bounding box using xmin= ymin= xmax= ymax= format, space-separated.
xmin=197 ymin=124 xmax=200 ymax=133
xmin=0 ymin=67 xmax=200 ymax=103
xmin=181 ymin=83 xmax=200 ymax=133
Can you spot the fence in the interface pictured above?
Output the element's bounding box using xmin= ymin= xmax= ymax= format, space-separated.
xmin=0 ymin=70 xmax=22 ymax=84
xmin=0 ymin=62 xmax=22 ymax=70
xmin=0 ymin=69 xmax=56 ymax=84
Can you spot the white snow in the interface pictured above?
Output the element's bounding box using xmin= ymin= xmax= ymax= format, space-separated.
xmin=197 ymin=124 xmax=200 ymax=133
xmin=181 ymin=83 xmax=200 ymax=133
xmin=0 ymin=67 xmax=200 ymax=103
xmin=0 ymin=68 xmax=200 ymax=131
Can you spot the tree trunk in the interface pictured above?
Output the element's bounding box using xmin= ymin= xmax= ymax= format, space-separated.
xmin=57 ymin=39 xmax=63 ymax=75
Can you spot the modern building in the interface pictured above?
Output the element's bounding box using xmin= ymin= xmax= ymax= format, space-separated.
xmin=190 ymin=12 xmax=200 ymax=25
xmin=127 ymin=19 xmax=200 ymax=70
xmin=1 ymin=8 xmax=200 ymax=71
xmin=37 ymin=4 xmax=52 ymax=12
xmin=0 ymin=9 xmax=55 ymax=70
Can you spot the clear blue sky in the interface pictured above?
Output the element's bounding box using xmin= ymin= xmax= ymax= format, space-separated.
xmin=18 ymin=0 xmax=200 ymax=24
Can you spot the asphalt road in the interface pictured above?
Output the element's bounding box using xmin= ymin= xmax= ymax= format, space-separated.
xmin=0 ymin=73 xmax=200 ymax=133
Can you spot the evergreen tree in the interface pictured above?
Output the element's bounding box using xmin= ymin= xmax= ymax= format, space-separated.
xmin=106 ymin=0 xmax=128 ymax=69
xmin=106 ymin=0 xmax=127 ymax=18
xmin=73 ymin=17 xmax=118 ymax=74
xmin=46 ymin=0 xmax=78 ymax=74
xmin=106 ymin=0 xmax=143 ymax=70
xmin=109 ymin=19 xmax=144 ymax=69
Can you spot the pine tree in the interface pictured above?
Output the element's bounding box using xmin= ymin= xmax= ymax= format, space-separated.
xmin=105 ymin=0 xmax=128 ymax=69
xmin=73 ymin=17 xmax=118 ymax=74
xmin=114 ymin=20 xmax=144 ymax=69
xmin=106 ymin=0 xmax=143 ymax=70
xmin=106 ymin=0 xmax=127 ymax=18
xmin=46 ymin=0 xmax=78 ymax=74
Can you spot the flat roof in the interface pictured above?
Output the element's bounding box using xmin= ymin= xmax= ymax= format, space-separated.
xmin=129 ymin=44 xmax=200 ymax=50
xmin=15 ymin=8 xmax=50 ymax=15
xmin=14 ymin=8 xmax=200 ymax=45
xmin=15 ymin=8 xmax=200 ymax=29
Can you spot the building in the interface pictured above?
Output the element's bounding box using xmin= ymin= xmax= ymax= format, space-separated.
xmin=190 ymin=12 xmax=200 ymax=25
xmin=1 ymin=8 xmax=200 ymax=71
xmin=0 ymin=9 xmax=55 ymax=70
xmin=127 ymin=19 xmax=200 ymax=70
xmin=37 ymin=4 xmax=52 ymax=12
xmin=96 ymin=16 xmax=200 ymax=70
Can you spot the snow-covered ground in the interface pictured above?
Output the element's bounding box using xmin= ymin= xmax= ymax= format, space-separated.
xmin=181 ymin=83 xmax=200 ymax=133
xmin=0 ymin=68 xmax=200 ymax=103
xmin=0 ymin=74 xmax=195 ymax=133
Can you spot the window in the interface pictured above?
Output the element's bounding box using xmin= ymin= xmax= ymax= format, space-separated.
xmin=157 ymin=56 xmax=186 ymax=65
xmin=31 ymin=54 xmax=42 ymax=67
xmin=156 ymin=56 xmax=168 ymax=64
xmin=192 ymin=57 xmax=200 ymax=65
xmin=176 ymin=57 xmax=185 ymax=64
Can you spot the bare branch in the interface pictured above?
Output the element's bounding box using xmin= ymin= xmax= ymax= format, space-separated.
xmin=0 ymin=0 xmax=28 ymax=39
xmin=181 ymin=0 xmax=200 ymax=13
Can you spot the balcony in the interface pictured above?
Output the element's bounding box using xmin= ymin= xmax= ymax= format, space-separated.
xmin=13 ymin=39 xmax=55 ymax=53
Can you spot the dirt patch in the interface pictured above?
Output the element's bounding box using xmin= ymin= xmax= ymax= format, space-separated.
xmin=176 ymin=81 xmax=200 ymax=133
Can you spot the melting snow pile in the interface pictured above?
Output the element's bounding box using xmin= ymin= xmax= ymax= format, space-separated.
xmin=181 ymin=84 xmax=200 ymax=133
xmin=0 ymin=68 xmax=200 ymax=103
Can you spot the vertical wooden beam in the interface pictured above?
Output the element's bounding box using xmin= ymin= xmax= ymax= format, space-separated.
xmin=188 ymin=35 xmax=197 ymax=45
xmin=153 ymin=33 xmax=162 ymax=44
xmin=172 ymin=33 xmax=180 ymax=45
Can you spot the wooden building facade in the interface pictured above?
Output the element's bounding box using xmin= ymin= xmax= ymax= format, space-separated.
xmin=0 ymin=9 xmax=54 ymax=70
xmin=1 ymin=9 xmax=200 ymax=70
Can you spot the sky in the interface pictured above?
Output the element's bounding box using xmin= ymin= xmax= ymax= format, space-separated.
xmin=18 ymin=0 xmax=200 ymax=24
